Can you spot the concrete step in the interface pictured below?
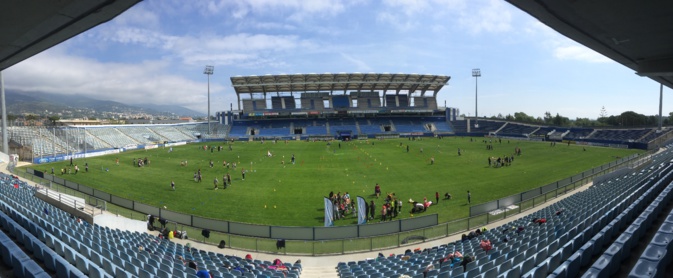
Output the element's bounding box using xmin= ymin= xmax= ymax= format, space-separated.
xmin=301 ymin=266 xmax=339 ymax=278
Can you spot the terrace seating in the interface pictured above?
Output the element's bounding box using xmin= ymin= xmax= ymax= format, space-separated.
xmin=335 ymin=146 xmax=673 ymax=278
xmin=147 ymin=125 xmax=196 ymax=142
xmin=564 ymin=128 xmax=594 ymax=140
xmin=86 ymin=127 xmax=139 ymax=148
xmin=432 ymin=121 xmax=453 ymax=133
xmin=449 ymin=120 xmax=504 ymax=134
xmin=639 ymin=129 xmax=673 ymax=143
xmin=450 ymin=120 xmax=468 ymax=134
xmin=391 ymin=119 xmax=426 ymax=133
xmin=497 ymin=123 xmax=538 ymax=137
xmin=0 ymin=173 xmax=302 ymax=278
xmin=471 ymin=120 xmax=506 ymax=133
xmin=531 ymin=127 xmax=555 ymax=137
xmin=589 ymin=129 xmax=652 ymax=142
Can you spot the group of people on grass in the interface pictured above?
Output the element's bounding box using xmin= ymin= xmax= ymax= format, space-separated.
xmin=328 ymin=191 xmax=355 ymax=220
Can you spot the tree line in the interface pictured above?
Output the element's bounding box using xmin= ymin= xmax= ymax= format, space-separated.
xmin=481 ymin=108 xmax=671 ymax=128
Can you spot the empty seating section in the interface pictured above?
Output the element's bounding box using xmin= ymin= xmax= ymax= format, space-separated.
xmin=412 ymin=97 xmax=438 ymax=109
xmin=589 ymin=129 xmax=652 ymax=142
xmin=358 ymin=119 xmax=389 ymax=134
xmin=392 ymin=119 xmax=426 ymax=133
xmin=0 ymin=173 xmax=302 ymax=278
xmin=640 ymin=129 xmax=673 ymax=143
xmin=242 ymin=99 xmax=267 ymax=112
xmin=228 ymin=125 xmax=249 ymax=137
xmin=335 ymin=146 xmax=673 ymax=278
xmin=332 ymin=96 xmax=350 ymax=109
xmin=59 ymin=127 xmax=112 ymax=150
xmin=7 ymin=126 xmax=76 ymax=157
xmin=86 ymin=127 xmax=140 ymax=148
xmin=3 ymin=123 xmax=224 ymax=160
xmin=147 ymin=126 xmax=196 ymax=142
xmin=292 ymin=119 xmax=327 ymax=135
xmin=628 ymin=185 xmax=673 ymax=278
xmin=305 ymin=125 xmax=327 ymax=135
xmin=259 ymin=122 xmax=290 ymax=136
xmin=564 ymin=128 xmax=593 ymax=140
xmin=497 ymin=123 xmax=538 ymax=137
xmin=117 ymin=126 xmax=163 ymax=144
xmin=450 ymin=120 xmax=468 ymax=133
xmin=356 ymin=97 xmax=381 ymax=109
xmin=329 ymin=119 xmax=358 ymax=134
xmin=175 ymin=123 xmax=228 ymax=139
xmin=531 ymin=127 xmax=555 ymax=137
xmin=470 ymin=120 xmax=505 ymax=133
xmin=432 ymin=121 xmax=453 ymax=133
xmin=385 ymin=95 xmax=398 ymax=107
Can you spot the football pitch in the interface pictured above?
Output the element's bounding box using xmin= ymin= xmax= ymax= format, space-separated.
xmin=30 ymin=137 xmax=641 ymax=227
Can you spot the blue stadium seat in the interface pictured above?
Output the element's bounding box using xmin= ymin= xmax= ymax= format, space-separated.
xmin=640 ymin=245 xmax=668 ymax=262
xmin=75 ymin=254 xmax=90 ymax=275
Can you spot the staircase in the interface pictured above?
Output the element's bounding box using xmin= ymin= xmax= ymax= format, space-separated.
xmin=301 ymin=266 xmax=338 ymax=278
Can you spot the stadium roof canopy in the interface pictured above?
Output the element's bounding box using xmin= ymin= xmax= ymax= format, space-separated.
xmin=507 ymin=0 xmax=673 ymax=89
xmin=0 ymin=0 xmax=141 ymax=71
xmin=231 ymin=73 xmax=450 ymax=97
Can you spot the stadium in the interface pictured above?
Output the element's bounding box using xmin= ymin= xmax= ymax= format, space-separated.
xmin=1 ymin=1 xmax=673 ymax=278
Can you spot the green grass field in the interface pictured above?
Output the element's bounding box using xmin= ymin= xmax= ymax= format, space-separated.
xmin=27 ymin=138 xmax=641 ymax=227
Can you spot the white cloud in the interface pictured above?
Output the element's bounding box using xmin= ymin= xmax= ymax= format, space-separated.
xmin=96 ymin=26 xmax=318 ymax=67
xmin=528 ymin=21 xmax=610 ymax=63
xmin=376 ymin=0 xmax=514 ymax=34
xmin=4 ymin=50 xmax=227 ymax=113
xmin=458 ymin=0 xmax=512 ymax=34
xmin=554 ymin=45 xmax=611 ymax=63
xmin=340 ymin=53 xmax=372 ymax=72
xmin=202 ymin=0 xmax=357 ymax=21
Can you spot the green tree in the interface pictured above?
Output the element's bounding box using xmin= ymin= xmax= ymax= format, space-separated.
xmin=48 ymin=116 xmax=60 ymax=126
xmin=552 ymin=113 xmax=570 ymax=126
xmin=543 ymin=111 xmax=553 ymax=124
xmin=574 ymin=118 xmax=593 ymax=127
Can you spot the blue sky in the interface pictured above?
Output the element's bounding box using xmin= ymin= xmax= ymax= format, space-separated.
xmin=4 ymin=0 xmax=668 ymax=119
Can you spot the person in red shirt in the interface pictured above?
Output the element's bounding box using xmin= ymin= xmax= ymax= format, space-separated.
xmin=374 ymin=183 xmax=381 ymax=198
xmin=480 ymin=239 xmax=492 ymax=253
xmin=435 ymin=192 xmax=439 ymax=203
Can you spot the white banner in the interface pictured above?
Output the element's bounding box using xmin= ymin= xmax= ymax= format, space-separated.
xmin=324 ymin=197 xmax=334 ymax=227
xmin=357 ymin=196 xmax=367 ymax=225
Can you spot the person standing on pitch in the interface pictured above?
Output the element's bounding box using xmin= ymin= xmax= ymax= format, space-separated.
xmin=467 ymin=191 xmax=471 ymax=204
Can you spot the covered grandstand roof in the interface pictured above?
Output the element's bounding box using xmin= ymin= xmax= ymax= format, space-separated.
xmin=0 ymin=0 xmax=141 ymax=71
xmin=230 ymin=73 xmax=450 ymax=97
xmin=506 ymin=0 xmax=673 ymax=89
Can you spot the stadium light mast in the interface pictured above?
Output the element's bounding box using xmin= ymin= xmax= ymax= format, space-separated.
xmin=204 ymin=65 xmax=214 ymax=135
xmin=472 ymin=68 xmax=481 ymax=128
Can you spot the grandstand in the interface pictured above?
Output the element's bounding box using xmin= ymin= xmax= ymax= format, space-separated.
xmin=0 ymin=172 xmax=303 ymax=278
xmin=226 ymin=73 xmax=452 ymax=140
xmin=334 ymin=147 xmax=673 ymax=278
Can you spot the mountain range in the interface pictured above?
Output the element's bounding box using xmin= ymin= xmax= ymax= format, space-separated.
xmin=4 ymin=90 xmax=205 ymax=118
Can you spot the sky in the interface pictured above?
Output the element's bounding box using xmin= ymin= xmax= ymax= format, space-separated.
xmin=3 ymin=0 xmax=669 ymax=119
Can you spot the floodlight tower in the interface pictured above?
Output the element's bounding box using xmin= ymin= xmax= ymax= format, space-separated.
xmin=204 ymin=65 xmax=214 ymax=135
xmin=472 ymin=68 xmax=481 ymax=128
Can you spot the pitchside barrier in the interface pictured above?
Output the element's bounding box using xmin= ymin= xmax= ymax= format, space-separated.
xmin=468 ymin=153 xmax=642 ymax=217
xmin=15 ymin=151 xmax=649 ymax=255
xmin=23 ymin=166 xmax=441 ymax=241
